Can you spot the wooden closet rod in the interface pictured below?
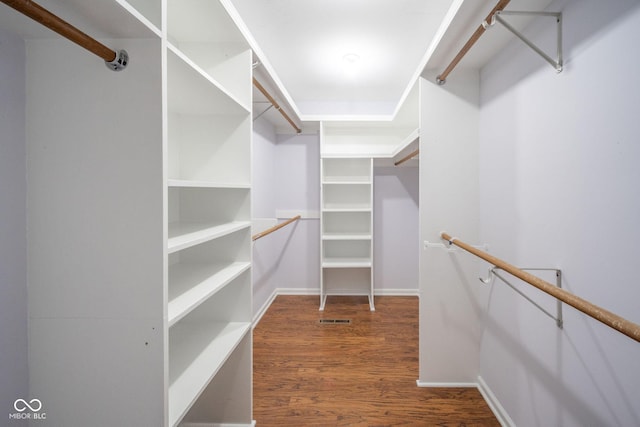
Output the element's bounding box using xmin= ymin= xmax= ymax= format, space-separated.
xmin=394 ymin=149 xmax=419 ymax=166
xmin=441 ymin=232 xmax=640 ymax=343
xmin=253 ymin=78 xmax=302 ymax=134
xmin=436 ymin=0 xmax=511 ymax=85
xmin=252 ymin=215 xmax=301 ymax=241
xmin=0 ymin=0 xmax=128 ymax=71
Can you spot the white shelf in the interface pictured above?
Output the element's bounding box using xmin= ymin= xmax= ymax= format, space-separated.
xmin=322 ymin=258 xmax=372 ymax=268
xmin=322 ymin=207 xmax=372 ymax=213
xmin=116 ymin=0 xmax=162 ymax=36
xmin=322 ymin=233 xmax=372 ymax=240
xmin=322 ymin=178 xmax=371 ymax=185
xmin=167 ymin=46 xmax=249 ymax=116
xmin=168 ymin=221 xmax=250 ymax=253
xmin=390 ymin=127 xmax=420 ymax=158
xmin=18 ymin=0 xmax=253 ymax=424
xmin=168 ymin=262 xmax=251 ymax=327
xmin=323 ymin=183 xmax=371 ymax=211
xmin=168 ymin=179 xmax=250 ymax=189
xmin=169 ymin=321 xmax=251 ymax=427
xmin=320 ymin=154 xmax=374 ymax=310
xmin=165 ymin=2 xmax=252 ymax=421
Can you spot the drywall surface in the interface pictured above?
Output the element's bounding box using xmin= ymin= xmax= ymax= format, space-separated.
xmin=373 ymin=166 xmax=419 ymax=294
xmin=26 ymin=38 xmax=164 ymax=424
xmin=418 ymin=70 xmax=488 ymax=384
xmin=478 ymin=0 xmax=640 ymax=425
xmin=273 ymin=133 xmax=321 ymax=293
xmin=251 ymin=118 xmax=281 ymax=317
xmin=0 ymin=30 xmax=28 ymax=425
xmin=251 ymin=124 xmax=321 ymax=316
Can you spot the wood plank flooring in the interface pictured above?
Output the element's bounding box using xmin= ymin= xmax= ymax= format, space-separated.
xmin=253 ymin=295 xmax=499 ymax=426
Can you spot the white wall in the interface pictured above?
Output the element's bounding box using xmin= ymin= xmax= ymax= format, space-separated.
xmin=418 ymin=70 xmax=489 ymax=385
xmin=0 ymin=30 xmax=28 ymax=424
xmin=478 ymin=0 xmax=640 ymax=425
xmin=373 ymin=166 xmax=419 ymax=294
xmin=251 ymin=117 xmax=281 ymax=318
xmin=252 ymin=119 xmax=420 ymax=317
xmin=26 ymin=38 xmax=165 ymax=424
xmin=251 ymin=120 xmax=321 ymax=318
xmin=272 ymin=133 xmax=321 ymax=293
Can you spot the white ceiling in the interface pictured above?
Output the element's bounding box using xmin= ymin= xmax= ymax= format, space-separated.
xmin=0 ymin=0 xmax=556 ymax=132
xmin=230 ymin=0 xmax=556 ymax=128
xmin=231 ymin=0 xmax=460 ymax=122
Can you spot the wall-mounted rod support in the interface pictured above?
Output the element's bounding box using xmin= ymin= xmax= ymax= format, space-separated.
xmin=394 ymin=149 xmax=419 ymax=166
xmin=253 ymin=78 xmax=301 ymax=133
xmin=436 ymin=0 xmax=511 ymax=85
xmin=0 ymin=0 xmax=128 ymax=71
xmin=441 ymin=231 xmax=640 ymax=342
xmin=253 ymin=103 xmax=273 ymax=122
xmin=491 ymin=11 xmax=563 ymax=72
xmin=252 ymin=215 xmax=301 ymax=241
xmin=486 ymin=268 xmax=563 ymax=328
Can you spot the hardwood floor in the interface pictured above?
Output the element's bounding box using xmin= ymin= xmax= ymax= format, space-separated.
xmin=253 ymin=295 xmax=499 ymax=426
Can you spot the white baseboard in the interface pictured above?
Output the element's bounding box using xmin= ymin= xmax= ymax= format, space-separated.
xmin=252 ymin=289 xmax=278 ymax=327
xmin=253 ymin=288 xmax=419 ymax=327
xmin=477 ymin=376 xmax=515 ymax=427
xmin=252 ymin=294 xmax=510 ymax=427
xmin=276 ymin=287 xmax=320 ymax=295
xmin=252 ymin=288 xmax=319 ymax=327
xmin=415 ymin=380 xmax=477 ymax=388
xmin=181 ymin=422 xmax=255 ymax=427
xmin=415 ymin=378 xmax=514 ymax=427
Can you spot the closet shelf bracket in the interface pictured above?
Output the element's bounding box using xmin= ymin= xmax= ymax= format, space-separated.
xmin=480 ymin=267 xmax=564 ymax=328
xmin=486 ymin=10 xmax=563 ymax=73
xmin=253 ymin=103 xmax=273 ymax=122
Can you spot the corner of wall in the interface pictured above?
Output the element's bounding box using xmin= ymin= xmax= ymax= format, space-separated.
xmin=0 ymin=29 xmax=28 ymax=423
xmin=477 ymin=376 xmax=516 ymax=427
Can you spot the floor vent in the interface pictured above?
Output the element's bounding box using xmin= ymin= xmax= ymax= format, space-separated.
xmin=318 ymin=319 xmax=351 ymax=324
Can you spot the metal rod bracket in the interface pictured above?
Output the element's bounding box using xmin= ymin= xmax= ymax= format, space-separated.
xmin=105 ymin=49 xmax=129 ymax=72
xmin=491 ymin=10 xmax=563 ymax=73
xmin=485 ymin=267 xmax=564 ymax=328
xmin=253 ymin=104 xmax=273 ymax=122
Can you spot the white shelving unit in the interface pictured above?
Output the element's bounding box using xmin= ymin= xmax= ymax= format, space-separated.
xmin=166 ymin=0 xmax=253 ymax=425
xmin=319 ymin=86 xmax=419 ymax=311
xmin=10 ymin=0 xmax=253 ymax=425
xmin=320 ymin=157 xmax=375 ymax=311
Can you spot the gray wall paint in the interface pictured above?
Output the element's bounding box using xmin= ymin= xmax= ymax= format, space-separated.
xmin=0 ymin=30 xmax=28 ymax=424
xmin=374 ymin=166 xmax=419 ymax=293
xmin=478 ymin=0 xmax=640 ymax=425
xmin=252 ymin=121 xmax=420 ymax=318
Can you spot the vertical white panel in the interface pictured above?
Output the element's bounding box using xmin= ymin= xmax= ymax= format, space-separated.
xmin=418 ymin=70 xmax=488 ymax=384
xmin=26 ymin=38 xmax=165 ymax=423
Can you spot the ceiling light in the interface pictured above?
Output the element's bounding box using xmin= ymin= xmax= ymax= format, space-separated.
xmin=342 ymin=53 xmax=360 ymax=78
xmin=343 ymin=53 xmax=360 ymax=64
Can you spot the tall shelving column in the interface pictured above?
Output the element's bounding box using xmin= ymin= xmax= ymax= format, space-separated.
xmin=166 ymin=0 xmax=253 ymax=425
xmin=13 ymin=0 xmax=253 ymax=424
xmin=320 ymin=157 xmax=375 ymax=311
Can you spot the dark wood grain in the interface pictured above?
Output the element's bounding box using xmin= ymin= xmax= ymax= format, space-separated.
xmin=254 ymin=295 xmax=499 ymax=426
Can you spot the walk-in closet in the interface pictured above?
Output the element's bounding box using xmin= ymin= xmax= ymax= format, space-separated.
xmin=2 ymin=0 xmax=640 ymax=426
